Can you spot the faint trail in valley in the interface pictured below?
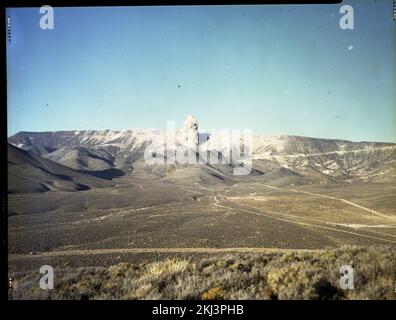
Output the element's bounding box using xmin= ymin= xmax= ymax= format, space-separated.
xmin=223 ymin=196 xmax=396 ymax=240
xmin=213 ymin=196 xmax=396 ymax=245
xmin=9 ymin=247 xmax=318 ymax=261
xmin=263 ymin=184 xmax=396 ymax=222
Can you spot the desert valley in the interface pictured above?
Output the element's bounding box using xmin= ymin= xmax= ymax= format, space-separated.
xmin=7 ymin=116 xmax=396 ymax=299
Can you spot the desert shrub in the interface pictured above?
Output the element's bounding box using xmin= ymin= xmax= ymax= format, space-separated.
xmin=9 ymin=246 xmax=396 ymax=300
xmin=266 ymin=262 xmax=325 ymax=299
xmin=201 ymin=287 xmax=224 ymax=300
xmin=145 ymin=258 xmax=190 ymax=277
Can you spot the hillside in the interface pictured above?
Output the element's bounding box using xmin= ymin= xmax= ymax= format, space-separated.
xmin=8 ymin=143 xmax=112 ymax=194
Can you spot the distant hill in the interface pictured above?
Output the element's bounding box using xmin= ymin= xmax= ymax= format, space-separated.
xmin=8 ymin=116 xmax=396 ymax=186
xmin=8 ymin=143 xmax=112 ymax=194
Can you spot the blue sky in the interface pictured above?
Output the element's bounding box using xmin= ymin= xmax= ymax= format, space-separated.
xmin=6 ymin=1 xmax=396 ymax=142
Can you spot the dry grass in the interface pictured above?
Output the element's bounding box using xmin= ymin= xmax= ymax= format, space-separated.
xmin=146 ymin=258 xmax=190 ymax=277
xmin=9 ymin=246 xmax=396 ymax=300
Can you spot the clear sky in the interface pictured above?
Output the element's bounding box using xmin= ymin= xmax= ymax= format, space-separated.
xmin=6 ymin=1 xmax=396 ymax=142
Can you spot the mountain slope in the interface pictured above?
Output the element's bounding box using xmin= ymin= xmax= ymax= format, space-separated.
xmin=8 ymin=144 xmax=112 ymax=193
xmin=43 ymin=146 xmax=115 ymax=171
xmin=8 ymin=116 xmax=396 ymax=185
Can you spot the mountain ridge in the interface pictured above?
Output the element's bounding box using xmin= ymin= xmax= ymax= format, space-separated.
xmin=8 ymin=143 xmax=113 ymax=194
xmin=8 ymin=117 xmax=396 ymax=191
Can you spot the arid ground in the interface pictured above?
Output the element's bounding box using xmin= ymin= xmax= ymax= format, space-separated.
xmin=8 ymin=174 xmax=396 ymax=299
